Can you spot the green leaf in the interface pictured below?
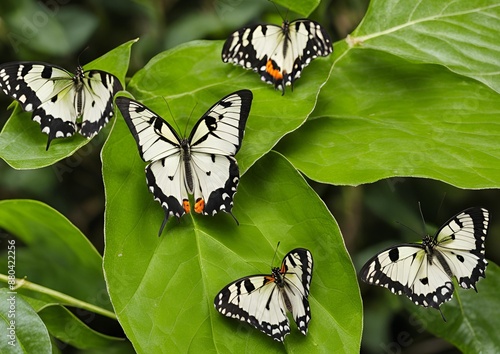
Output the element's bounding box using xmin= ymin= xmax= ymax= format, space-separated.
xmin=408 ymin=261 xmax=500 ymax=353
xmin=103 ymin=139 xmax=362 ymax=351
xmin=123 ymin=40 xmax=330 ymax=173
xmin=1 ymin=1 xmax=98 ymax=57
xmin=0 ymin=39 xmax=137 ymax=169
xmin=0 ymin=200 xmax=111 ymax=311
xmin=350 ymin=0 xmax=500 ymax=93
xmin=272 ymin=0 xmax=320 ymax=17
xmin=278 ymin=40 xmax=500 ymax=188
xmin=0 ymin=287 xmax=52 ymax=353
xmin=38 ymin=304 xmax=123 ymax=349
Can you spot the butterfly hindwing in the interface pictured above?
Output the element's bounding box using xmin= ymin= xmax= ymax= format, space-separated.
xmin=360 ymin=207 xmax=489 ymax=310
xmin=116 ymin=90 xmax=252 ymax=234
xmin=0 ymin=62 xmax=122 ymax=149
xmin=222 ymin=19 xmax=332 ymax=93
xmin=214 ymin=248 xmax=313 ymax=342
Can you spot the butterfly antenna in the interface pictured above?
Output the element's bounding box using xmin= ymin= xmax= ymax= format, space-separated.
xmin=77 ymin=46 xmax=90 ymax=68
xmin=436 ymin=193 xmax=447 ymax=221
xmin=417 ymin=202 xmax=427 ymax=236
xmin=269 ymin=0 xmax=286 ymax=22
xmin=271 ymin=242 xmax=281 ymax=267
xmin=394 ymin=221 xmax=422 ymax=239
xmin=161 ymin=96 xmax=179 ymax=129
xmin=184 ymin=102 xmax=198 ymax=138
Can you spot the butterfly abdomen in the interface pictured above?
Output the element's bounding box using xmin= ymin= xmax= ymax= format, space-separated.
xmin=181 ymin=139 xmax=194 ymax=194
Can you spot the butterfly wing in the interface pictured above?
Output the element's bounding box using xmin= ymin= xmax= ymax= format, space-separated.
xmin=281 ymin=248 xmax=314 ymax=335
xmin=115 ymin=97 xmax=188 ymax=231
xmin=214 ymin=274 xmax=291 ymax=342
xmin=222 ymin=20 xmax=332 ymax=93
xmin=214 ymin=248 xmax=313 ymax=342
xmin=79 ymin=69 xmax=123 ymax=138
xmin=0 ymin=62 xmax=76 ymax=145
xmin=433 ymin=207 xmax=489 ymax=290
xmin=0 ymin=62 xmax=122 ymax=149
xmin=360 ymin=244 xmax=455 ymax=309
xmin=188 ymin=90 xmax=252 ymax=217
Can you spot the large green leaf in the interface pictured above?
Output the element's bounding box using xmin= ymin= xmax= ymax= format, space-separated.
xmin=0 ymin=200 xmax=109 ymax=307
xmin=351 ymin=0 xmax=500 ymax=93
xmin=103 ymin=123 xmax=362 ymax=353
xmin=407 ymin=262 xmax=500 ymax=353
xmin=38 ymin=304 xmax=123 ymax=349
xmin=0 ymin=200 xmax=123 ymax=348
xmin=272 ymin=0 xmax=320 ymax=17
xmin=0 ymin=39 xmax=137 ymax=169
xmin=0 ymin=287 xmax=52 ymax=353
xmin=278 ymin=0 xmax=500 ymax=188
xmin=123 ymin=40 xmax=331 ymax=173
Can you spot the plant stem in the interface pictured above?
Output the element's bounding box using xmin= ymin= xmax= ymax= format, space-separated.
xmin=0 ymin=273 xmax=117 ymax=320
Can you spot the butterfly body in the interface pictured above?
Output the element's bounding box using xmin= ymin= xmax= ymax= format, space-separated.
xmin=360 ymin=207 xmax=489 ymax=311
xmin=214 ymin=248 xmax=313 ymax=342
xmin=116 ymin=90 xmax=252 ymax=235
xmin=222 ymin=19 xmax=332 ymax=94
xmin=0 ymin=61 xmax=122 ymax=149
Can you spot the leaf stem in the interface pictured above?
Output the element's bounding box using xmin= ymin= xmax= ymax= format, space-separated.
xmin=0 ymin=274 xmax=117 ymax=320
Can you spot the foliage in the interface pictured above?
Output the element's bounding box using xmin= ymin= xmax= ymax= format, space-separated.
xmin=0 ymin=0 xmax=499 ymax=353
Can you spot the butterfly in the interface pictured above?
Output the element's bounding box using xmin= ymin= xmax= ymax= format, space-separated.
xmin=115 ymin=90 xmax=253 ymax=236
xmin=360 ymin=207 xmax=489 ymax=318
xmin=222 ymin=19 xmax=333 ymax=95
xmin=214 ymin=247 xmax=313 ymax=342
xmin=0 ymin=61 xmax=122 ymax=150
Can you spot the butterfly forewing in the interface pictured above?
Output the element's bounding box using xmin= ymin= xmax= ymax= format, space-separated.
xmin=0 ymin=61 xmax=122 ymax=149
xmin=116 ymin=90 xmax=252 ymax=235
xmin=434 ymin=207 xmax=489 ymax=290
xmin=189 ymin=91 xmax=251 ymax=155
xmin=80 ymin=70 xmax=123 ymax=138
xmin=281 ymin=248 xmax=313 ymax=334
xmin=0 ymin=62 xmax=71 ymax=110
xmin=214 ymin=248 xmax=313 ymax=342
xmin=116 ymin=98 xmax=182 ymax=162
xmin=360 ymin=207 xmax=489 ymax=310
xmin=222 ymin=19 xmax=332 ymax=93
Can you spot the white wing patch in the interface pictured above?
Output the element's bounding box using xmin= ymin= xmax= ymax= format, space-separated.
xmin=116 ymin=90 xmax=253 ymax=235
xmin=222 ymin=19 xmax=333 ymax=94
xmin=214 ymin=248 xmax=313 ymax=342
xmin=0 ymin=62 xmax=122 ymax=149
xmin=360 ymin=207 xmax=489 ymax=313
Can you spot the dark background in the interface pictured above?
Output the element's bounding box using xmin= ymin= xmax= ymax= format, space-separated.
xmin=0 ymin=0 xmax=498 ymax=353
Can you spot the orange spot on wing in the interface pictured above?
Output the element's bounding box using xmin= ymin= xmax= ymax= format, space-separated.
xmin=265 ymin=275 xmax=275 ymax=284
xmin=183 ymin=200 xmax=190 ymax=213
xmin=266 ymin=59 xmax=283 ymax=80
xmin=280 ymin=263 xmax=287 ymax=274
xmin=194 ymin=198 xmax=205 ymax=213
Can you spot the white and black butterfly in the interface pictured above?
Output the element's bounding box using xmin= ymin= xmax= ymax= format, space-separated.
xmin=360 ymin=207 xmax=489 ymax=317
xmin=214 ymin=248 xmax=313 ymax=342
xmin=116 ymin=90 xmax=252 ymax=236
xmin=0 ymin=61 xmax=122 ymax=150
xmin=222 ymin=19 xmax=333 ymax=95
